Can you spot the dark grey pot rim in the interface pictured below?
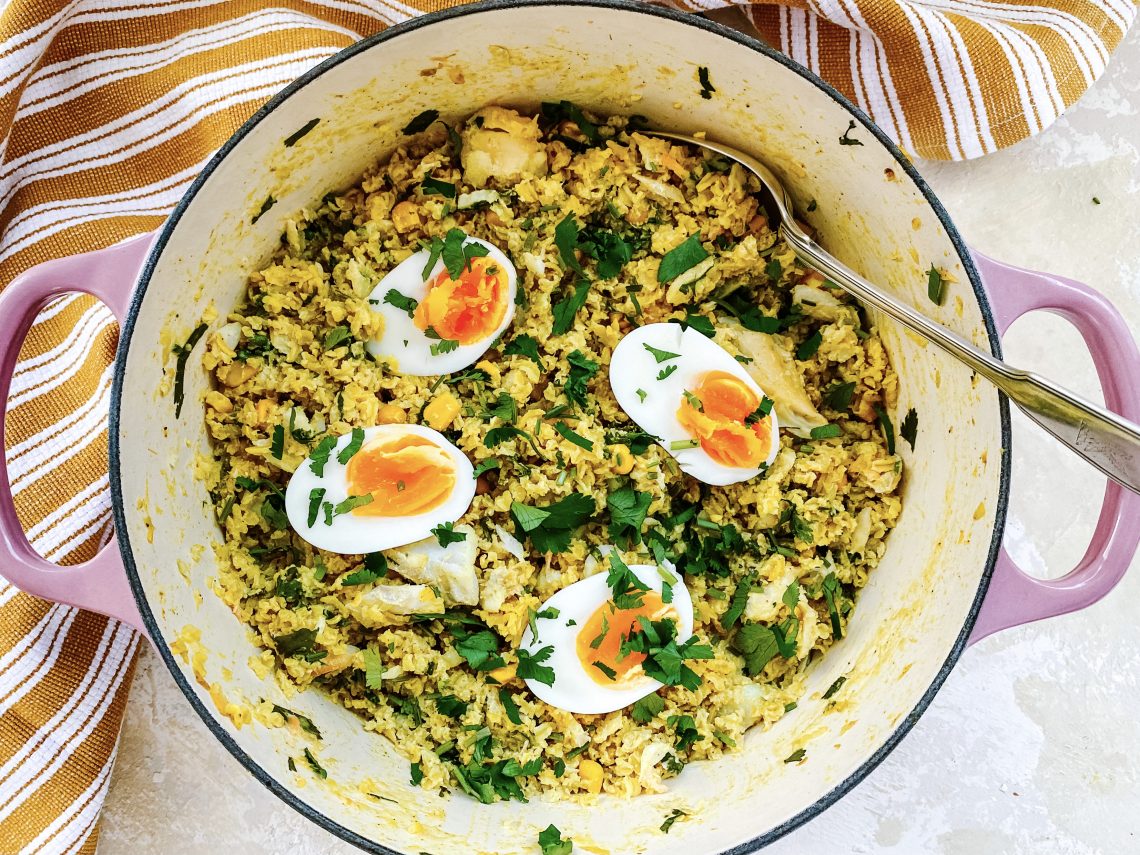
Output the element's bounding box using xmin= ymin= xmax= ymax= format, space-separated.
xmin=108 ymin=2 xmax=1012 ymax=852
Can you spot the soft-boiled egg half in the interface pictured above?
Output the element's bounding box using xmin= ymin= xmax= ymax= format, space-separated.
xmin=284 ymin=423 xmax=475 ymax=554
xmin=518 ymin=558 xmax=694 ymax=715
xmin=609 ymin=323 xmax=780 ymax=486
xmin=366 ymin=232 xmax=517 ymax=375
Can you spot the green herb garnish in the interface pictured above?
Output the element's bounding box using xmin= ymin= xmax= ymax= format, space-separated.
xmin=383 ymin=290 xmax=418 ymax=318
xmin=171 ymin=322 xmax=207 ymax=418
xmin=432 ymin=521 xmax=467 ymax=547
xmin=657 ymin=234 xmax=709 ymax=283
xmin=402 ymin=109 xmax=439 ymax=134
xmin=283 ymin=118 xmax=320 ymax=146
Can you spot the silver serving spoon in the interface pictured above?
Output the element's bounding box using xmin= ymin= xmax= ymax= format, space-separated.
xmin=648 ymin=130 xmax=1140 ymax=494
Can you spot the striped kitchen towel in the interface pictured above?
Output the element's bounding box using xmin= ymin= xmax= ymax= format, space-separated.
xmin=0 ymin=1 xmax=1133 ymax=853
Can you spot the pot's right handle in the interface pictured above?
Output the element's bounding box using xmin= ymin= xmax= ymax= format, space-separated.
xmin=0 ymin=234 xmax=154 ymax=634
xmin=968 ymin=251 xmax=1140 ymax=644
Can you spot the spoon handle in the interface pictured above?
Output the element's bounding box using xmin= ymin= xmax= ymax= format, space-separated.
xmin=784 ymin=228 xmax=1140 ymax=493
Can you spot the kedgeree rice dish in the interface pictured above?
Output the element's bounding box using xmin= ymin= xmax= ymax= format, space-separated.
xmin=200 ymin=104 xmax=904 ymax=805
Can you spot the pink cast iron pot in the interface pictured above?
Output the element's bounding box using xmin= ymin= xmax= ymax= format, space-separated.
xmin=2 ymin=2 xmax=1139 ymax=852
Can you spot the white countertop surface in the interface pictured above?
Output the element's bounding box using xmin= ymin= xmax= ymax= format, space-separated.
xmin=96 ymin=20 xmax=1140 ymax=855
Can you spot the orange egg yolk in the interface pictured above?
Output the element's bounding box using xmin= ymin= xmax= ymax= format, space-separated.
xmin=345 ymin=434 xmax=455 ymax=517
xmin=575 ymin=592 xmax=674 ymax=686
xmin=413 ymin=256 xmax=507 ymax=345
xmin=675 ymin=370 xmax=772 ymax=468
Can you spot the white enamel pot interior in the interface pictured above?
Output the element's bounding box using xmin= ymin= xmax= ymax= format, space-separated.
xmin=110 ymin=2 xmax=1008 ymax=852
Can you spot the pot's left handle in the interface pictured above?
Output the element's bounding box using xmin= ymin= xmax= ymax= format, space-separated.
xmin=0 ymin=233 xmax=155 ymax=633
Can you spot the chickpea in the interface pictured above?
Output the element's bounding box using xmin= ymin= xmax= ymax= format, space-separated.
xmin=391 ymin=200 xmax=423 ymax=233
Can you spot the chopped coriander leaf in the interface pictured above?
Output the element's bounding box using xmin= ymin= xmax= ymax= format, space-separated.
xmin=876 ymin=405 xmax=896 ymax=454
xmin=341 ymin=562 xmax=382 ymax=586
xmin=785 ymin=748 xmax=807 ymax=763
xmin=337 ymin=428 xmax=366 ymax=464
xmin=563 ymin=349 xmax=599 ymax=407
xmin=432 ymin=521 xmax=468 ymax=547
xmin=273 ymin=627 xmax=318 ymax=658
xmin=765 ymin=258 xmax=782 ymax=283
xmin=796 ymin=330 xmax=823 ymax=360
xmin=363 ymin=647 xmax=384 ymax=689
xmin=306 ymin=488 xmax=326 ymax=527
xmin=657 ymin=234 xmax=709 ymax=283
xmin=643 ymin=343 xmax=680 ymax=364
xmin=900 ymin=407 xmax=918 ymax=450
xmin=172 ymin=322 xmax=208 ymax=418
xmin=538 ymin=823 xmax=574 ymax=855
xmin=472 ymin=458 xmax=500 ymax=478
xmin=484 ymin=424 xmax=542 ymax=458
xmin=631 ymin=692 xmax=665 ymax=724
xmin=636 ymin=388 xmax=647 ymax=403
xmin=304 ymin=747 xmax=328 ymax=779
xmin=499 ymin=688 xmax=522 ymax=725
xmin=621 ymin=617 xmax=713 ymax=691
xmin=434 ymin=694 xmax=469 ymax=718
xmin=607 ymin=484 xmax=652 ymax=546
xmin=251 ymin=195 xmax=276 ymax=224
xmin=782 ymin=581 xmax=800 ymax=609
xmin=657 ymin=364 xmax=678 ymax=381
xmin=810 ymin=424 xmax=842 ymax=440
xmin=822 ymin=676 xmax=847 ymax=700
xmin=382 ymin=289 xmax=418 ymax=318
xmin=402 ymin=108 xmax=440 ymax=134
xmin=329 ymin=494 xmax=373 ymax=520
xmin=732 ymin=623 xmax=780 ymax=676
xmin=553 ymin=421 xmax=593 ymax=451
xmin=516 ymin=645 xmax=556 ymax=685
xmin=421 ymin=175 xmax=456 ymax=198
xmin=410 ymin=761 xmax=424 ymax=786
xmin=541 ymin=99 xmax=601 ymax=144
xmin=485 ymin=392 xmax=517 ymax=423
xmin=503 ymin=334 xmax=545 ymax=370
xmin=309 ymin=435 xmax=337 ymax=476
xmin=744 ymin=396 xmax=774 ymax=425
xmin=551 ymin=279 xmax=592 ymax=336
xmin=698 ymin=65 xmax=715 ymax=99
xmin=323 ymin=325 xmax=352 ymax=350
xmin=553 ymin=214 xmax=584 ymax=273
xmin=270 ymin=424 xmax=285 ymax=459
xmin=509 ymin=493 xmax=595 ymax=553
xmin=721 ymin=571 xmax=755 ymax=630
xmin=579 ymin=226 xmax=633 ymax=278
xmin=926 ymin=265 xmax=946 ymax=305
xmin=822 ymin=381 xmax=856 ymax=411
xmin=283 ymin=117 xmax=320 ymax=147
xmin=838 ymin=120 xmax=863 ymax=146
xmin=437 ymin=228 xmax=489 ymax=278
xmin=822 ymin=572 xmax=843 ymax=639
xmin=668 ymin=714 xmax=703 ymax=750
xmin=661 ymin=808 xmax=688 ymax=833
xmin=593 ymin=660 xmax=617 ymax=681
xmin=678 ymin=313 xmax=715 ymax=337
xmin=606 ymin=551 xmax=649 ymax=609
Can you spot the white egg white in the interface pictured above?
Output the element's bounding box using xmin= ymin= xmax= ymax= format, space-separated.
xmin=365 ymin=235 xmax=517 ymax=375
xmin=284 ymin=424 xmax=475 ymax=554
xmin=609 ymin=322 xmax=780 ymax=486
xmin=519 ymin=561 xmax=694 ymax=715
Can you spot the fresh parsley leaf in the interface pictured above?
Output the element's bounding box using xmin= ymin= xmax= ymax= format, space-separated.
xmin=485 ymin=392 xmax=518 ymax=423
xmin=927 ymin=265 xmax=946 ymax=305
xmin=363 ymin=647 xmax=384 ymax=689
xmin=678 ymin=313 xmax=715 ymax=338
xmin=564 ymin=349 xmax=599 ymax=407
xmin=439 ymin=228 xmax=489 ymax=278
xmin=273 ymin=628 xmax=318 ymax=658
xmin=270 ymin=424 xmax=285 ymax=459
xmin=551 ymin=279 xmax=591 ymax=336
xmin=306 ymin=488 xmax=326 ymax=528
xmin=765 ymin=258 xmax=783 ymax=283
xmin=668 ymin=714 xmax=703 ymax=751
xmin=698 ymin=66 xmax=715 ymax=99
xmin=271 ymin=704 xmax=322 ymax=739
xmin=553 ymin=421 xmax=593 ymax=451
xmin=796 ymin=330 xmax=822 ymax=360
xmin=579 ymin=227 xmax=633 ymax=278
xmin=782 ymin=581 xmax=801 ymax=609
xmin=337 ymin=428 xmax=365 ymax=464
xmin=744 ymin=396 xmax=774 ymax=425
xmin=455 ymin=630 xmax=506 ymax=672
xmin=661 ymin=808 xmax=687 ymax=833
xmin=383 ymin=290 xmax=418 ymax=318
xmin=822 ymin=381 xmax=856 ymax=411
xmin=410 ymin=761 xmax=424 ymax=786
xmin=329 ymin=494 xmax=373 ymax=520
xmin=509 ymin=494 xmax=595 ymax=553
xmin=822 ymin=572 xmax=843 ymax=639
xmin=631 ymin=692 xmax=665 ymax=724
xmin=810 ymin=424 xmax=842 ymax=440
xmin=421 ymin=175 xmax=456 ymax=198
xmin=554 ymin=214 xmax=583 ymax=273
xmin=657 ymin=234 xmax=709 ymax=283
xmin=876 ymin=405 xmax=896 ymax=454
xmin=432 ymin=521 xmax=467 ymax=547
xmin=732 ymin=623 xmax=779 ymax=676
xmin=309 ymin=435 xmax=337 ymax=476
xmin=538 ymin=823 xmax=573 ymax=855
xmin=593 ymin=660 xmax=617 ymax=681
xmin=643 ymin=343 xmax=680 ymax=364
xmin=323 ymin=325 xmax=352 ymax=350
xmin=172 ymin=323 xmax=208 ymax=418
xmin=606 ymin=484 xmax=652 ymax=546
xmin=657 ymin=364 xmax=678 ymax=381
xmin=722 ymin=571 xmax=755 ymax=630
xmin=503 ymin=334 xmax=545 ymax=370
xmin=900 ymin=407 xmax=918 ymax=450
xmin=516 ymin=645 xmax=556 ymax=686
xmin=839 ymin=120 xmax=863 ymax=146
xmin=499 ymin=688 xmax=522 ymax=725
xmin=472 ymin=458 xmax=500 ymax=478
xmin=541 ymin=99 xmax=601 ymax=144
xmin=283 ymin=118 xmax=320 ymax=147
xmin=785 ymin=748 xmax=807 ymax=763
xmin=304 ymin=747 xmax=327 ymax=779
xmin=434 ymin=694 xmax=469 ymax=718
xmin=402 ymin=108 xmax=439 ymax=134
